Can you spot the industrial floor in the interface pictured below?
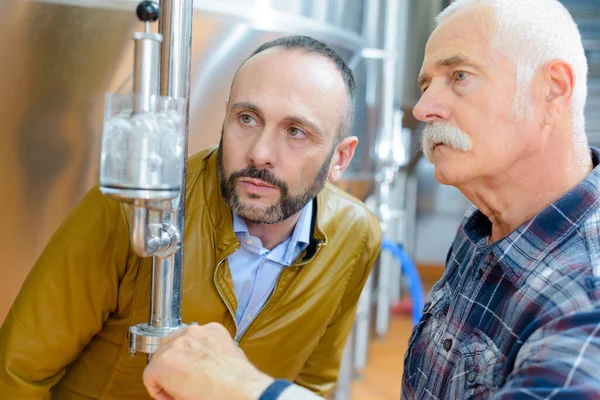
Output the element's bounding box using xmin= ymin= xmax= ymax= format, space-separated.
xmin=350 ymin=315 xmax=411 ymax=400
xmin=349 ymin=275 xmax=439 ymax=400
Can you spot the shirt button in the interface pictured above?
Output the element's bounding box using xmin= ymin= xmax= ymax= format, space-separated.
xmin=468 ymin=371 xmax=477 ymax=382
xmin=476 ymin=269 xmax=483 ymax=280
xmin=245 ymin=239 xmax=253 ymax=245
xmin=443 ymin=338 xmax=453 ymax=351
xmin=423 ymin=301 xmax=431 ymax=313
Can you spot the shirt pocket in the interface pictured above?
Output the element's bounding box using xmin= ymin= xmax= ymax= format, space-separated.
xmin=459 ymin=328 xmax=507 ymax=399
xmin=403 ymin=284 xmax=451 ymax=387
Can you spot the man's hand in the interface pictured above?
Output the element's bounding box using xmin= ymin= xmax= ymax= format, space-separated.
xmin=143 ymin=323 xmax=275 ymax=400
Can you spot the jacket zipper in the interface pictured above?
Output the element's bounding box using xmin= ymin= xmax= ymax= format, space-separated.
xmin=236 ymin=242 xmax=324 ymax=344
xmin=214 ymin=243 xmax=241 ymax=338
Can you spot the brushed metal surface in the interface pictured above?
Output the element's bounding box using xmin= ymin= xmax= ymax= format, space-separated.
xmin=0 ymin=0 xmax=367 ymax=323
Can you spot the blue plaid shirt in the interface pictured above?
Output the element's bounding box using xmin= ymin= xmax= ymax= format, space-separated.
xmin=402 ymin=148 xmax=600 ymax=399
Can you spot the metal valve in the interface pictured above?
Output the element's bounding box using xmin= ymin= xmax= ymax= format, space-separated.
xmin=98 ymin=0 xmax=191 ymax=360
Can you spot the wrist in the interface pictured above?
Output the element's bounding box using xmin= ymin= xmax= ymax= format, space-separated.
xmin=247 ymin=373 xmax=276 ymax=400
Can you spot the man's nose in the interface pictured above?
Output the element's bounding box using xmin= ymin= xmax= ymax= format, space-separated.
xmin=246 ymin=127 xmax=278 ymax=169
xmin=412 ymin=85 xmax=451 ymax=123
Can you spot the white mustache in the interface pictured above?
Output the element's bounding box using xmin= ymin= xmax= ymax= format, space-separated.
xmin=421 ymin=122 xmax=472 ymax=162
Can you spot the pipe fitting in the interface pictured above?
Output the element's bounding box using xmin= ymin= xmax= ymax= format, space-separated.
xmin=130 ymin=206 xmax=180 ymax=258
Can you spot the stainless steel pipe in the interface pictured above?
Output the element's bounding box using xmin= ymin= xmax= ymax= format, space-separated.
xmin=151 ymin=252 xmax=182 ymax=328
xmin=148 ymin=0 xmax=193 ymax=336
xmin=374 ymin=0 xmax=410 ymax=339
xmin=133 ymin=29 xmax=161 ymax=113
xmin=127 ymin=0 xmax=194 ymax=357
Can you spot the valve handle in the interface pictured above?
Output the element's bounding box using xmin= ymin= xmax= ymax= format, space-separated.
xmin=136 ymin=1 xmax=160 ymax=23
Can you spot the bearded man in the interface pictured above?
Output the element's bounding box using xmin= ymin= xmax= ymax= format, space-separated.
xmin=141 ymin=2 xmax=600 ymax=399
xmin=0 ymin=35 xmax=382 ymax=399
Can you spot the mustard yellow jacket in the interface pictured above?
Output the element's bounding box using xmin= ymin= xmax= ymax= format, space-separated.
xmin=0 ymin=147 xmax=381 ymax=399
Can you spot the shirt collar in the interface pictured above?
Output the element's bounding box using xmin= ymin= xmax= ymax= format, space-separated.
xmin=464 ymin=147 xmax=600 ymax=286
xmin=231 ymin=200 xmax=313 ymax=265
xmin=232 ymin=211 xmax=249 ymax=235
xmin=283 ymin=200 xmax=312 ymax=264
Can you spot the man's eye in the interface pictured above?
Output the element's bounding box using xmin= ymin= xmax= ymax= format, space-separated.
xmin=288 ymin=127 xmax=306 ymax=138
xmin=454 ymin=71 xmax=469 ymax=81
xmin=239 ymin=114 xmax=257 ymax=126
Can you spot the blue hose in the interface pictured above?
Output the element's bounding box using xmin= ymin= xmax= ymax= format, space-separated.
xmin=381 ymin=240 xmax=425 ymax=326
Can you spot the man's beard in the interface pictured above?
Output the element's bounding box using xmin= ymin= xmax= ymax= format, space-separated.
xmin=217 ymin=137 xmax=335 ymax=224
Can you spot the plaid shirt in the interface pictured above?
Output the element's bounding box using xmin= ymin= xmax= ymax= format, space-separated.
xmin=402 ymin=148 xmax=600 ymax=400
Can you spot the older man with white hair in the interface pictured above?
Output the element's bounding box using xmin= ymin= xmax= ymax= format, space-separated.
xmin=141 ymin=0 xmax=600 ymax=399
xmin=406 ymin=0 xmax=600 ymax=398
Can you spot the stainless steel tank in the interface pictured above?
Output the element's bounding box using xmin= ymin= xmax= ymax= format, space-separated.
xmin=0 ymin=0 xmax=370 ymax=323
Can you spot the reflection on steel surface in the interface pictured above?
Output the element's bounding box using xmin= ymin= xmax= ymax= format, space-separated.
xmin=0 ymin=0 xmax=368 ymax=327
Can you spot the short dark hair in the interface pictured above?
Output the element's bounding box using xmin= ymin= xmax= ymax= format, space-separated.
xmin=236 ymin=35 xmax=356 ymax=141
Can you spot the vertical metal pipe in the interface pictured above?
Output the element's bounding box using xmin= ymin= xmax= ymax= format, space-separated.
xmin=353 ymin=272 xmax=373 ymax=372
xmin=405 ymin=175 xmax=418 ymax=256
xmin=379 ymin=0 xmax=399 ymax=148
xmin=351 ymin=0 xmax=381 ymax=378
xmin=375 ymin=0 xmax=397 ymax=338
xmin=151 ymin=254 xmax=180 ymax=327
xmin=389 ymin=170 xmax=407 ymax=306
xmin=373 ymin=0 xmax=396 ymax=338
xmin=333 ymin=326 xmax=356 ymax=400
xmin=375 ymin=0 xmax=412 ymax=339
xmin=133 ymin=32 xmax=161 ymax=112
xmin=159 ymin=0 xmax=193 ymax=99
xmin=149 ymin=0 xmax=193 ymax=330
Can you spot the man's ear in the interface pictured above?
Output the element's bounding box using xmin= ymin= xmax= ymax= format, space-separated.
xmin=328 ymin=136 xmax=359 ymax=182
xmin=542 ymin=59 xmax=574 ymax=126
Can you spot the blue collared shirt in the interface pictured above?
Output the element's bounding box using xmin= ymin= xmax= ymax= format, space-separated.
xmin=228 ymin=201 xmax=313 ymax=340
xmin=402 ymin=147 xmax=600 ymax=399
